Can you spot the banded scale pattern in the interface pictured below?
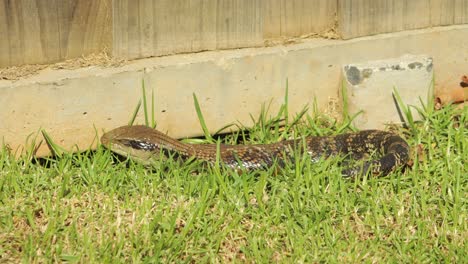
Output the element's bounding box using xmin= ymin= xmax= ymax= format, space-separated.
xmin=101 ymin=125 xmax=410 ymax=178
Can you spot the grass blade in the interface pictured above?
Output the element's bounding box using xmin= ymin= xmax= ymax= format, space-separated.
xmin=193 ymin=93 xmax=213 ymax=142
xmin=393 ymin=87 xmax=416 ymax=132
xmin=284 ymin=78 xmax=289 ymax=125
xmin=41 ymin=129 xmax=67 ymax=158
xmin=128 ymin=100 xmax=141 ymax=126
xmin=142 ymin=80 xmax=149 ymax=126
xmin=151 ymin=88 xmax=156 ymax=128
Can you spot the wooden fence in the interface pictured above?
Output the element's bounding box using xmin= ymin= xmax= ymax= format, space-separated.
xmin=1 ymin=0 xmax=467 ymax=67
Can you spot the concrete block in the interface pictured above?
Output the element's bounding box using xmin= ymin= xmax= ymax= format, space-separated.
xmin=343 ymin=54 xmax=433 ymax=129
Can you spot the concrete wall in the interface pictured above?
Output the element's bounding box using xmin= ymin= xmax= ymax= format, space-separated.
xmin=1 ymin=25 xmax=467 ymax=156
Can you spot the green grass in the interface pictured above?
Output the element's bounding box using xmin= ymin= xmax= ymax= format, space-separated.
xmin=0 ymin=95 xmax=466 ymax=263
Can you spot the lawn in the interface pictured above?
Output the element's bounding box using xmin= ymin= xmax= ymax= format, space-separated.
xmin=0 ymin=97 xmax=466 ymax=263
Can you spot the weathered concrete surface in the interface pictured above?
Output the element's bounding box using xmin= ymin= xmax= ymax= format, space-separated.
xmin=343 ymin=55 xmax=433 ymax=129
xmin=0 ymin=25 xmax=467 ymax=156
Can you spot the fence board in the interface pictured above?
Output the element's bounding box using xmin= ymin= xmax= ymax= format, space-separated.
xmin=113 ymin=0 xmax=264 ymax=59
xmin=339 ymin=0 xmax=468 ymax=39
xmin=263 ymin=0 xmax=337 ymax=39
xmin=454 ymin=0 xmax=468 ymax=23
xmin=112 ymin=0 xmax=336 ymax=59
xmin=0 ymin=0 xmax=112 ymax=67
xmin=2 ymin=0 xmax=467 ymax=65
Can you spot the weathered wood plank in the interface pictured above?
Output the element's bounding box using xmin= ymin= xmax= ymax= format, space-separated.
xmin=263 ymin=0 xmax=337 ymax=39
xmin=0 ymin=0 xmax=112 ymax=67
xmin=2 ymin=0 xmax=467 ymax=65
xmin=113 ymin=0 xmax=263 ymax=59
xmin=339 ymin=0 xmax=468 ymax=39
xmin=454 ymin=0 xmax=468 ymax=24
xmin=112 ymin=0 xmax=336 ymax=59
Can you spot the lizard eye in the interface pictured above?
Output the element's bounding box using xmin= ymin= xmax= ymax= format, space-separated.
xmin=119 ymin=139 xmax=157 ymax=151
